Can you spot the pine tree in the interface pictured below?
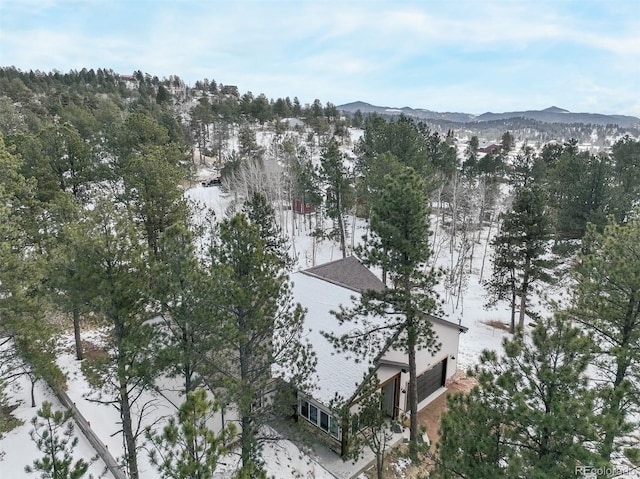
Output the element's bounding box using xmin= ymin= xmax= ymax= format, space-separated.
xmin=610 ymin=135 xmax=640 ymax=224
xmin=0 ymin=135 xmax=63 ymax=407
xmin=146 ymin=389 xmax=233 ymax=479
xmin=343 ymin=376 xmax=395 ymax=479
xmin=319 ymin=137 xmax=352 ymax=258
xmin=25 ymin=401 xmax=94 ymax=479
xmin=462 ymin=135 xmax=479 ymax=178
xmin=75 ymin=198 xmax=154 ymax=479
xmin=110 ymin=113 xmax=190 ymax=257
xmin=433 ymin=317 xmax=599 ymax=478
xmin=485 ymin=185 xmax=553 ymax=332
xmin=501 ymin=131 xmax=515 ymax=153
xmin=151 ymin=221 xmax=210 ymax=395
xmin=568 ymin=216 xmax=640 ymax=461
xmin=203 ymin=211 xmax=314 ymax=476
xmin=326 ymin=167 xmax=441 ymax=459
xmin=547 ymin=144 xmax=612 ymax=241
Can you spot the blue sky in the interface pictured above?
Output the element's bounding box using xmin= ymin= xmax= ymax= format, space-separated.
xmin=1 ymin=0 xmax=639 ymax=116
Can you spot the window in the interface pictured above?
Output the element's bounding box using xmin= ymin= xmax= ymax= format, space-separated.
xmin=299 ymin=397 xmax=341 ymax=440
xmin=320 ymin=411 xmax=329 ymax=432
xmin=309 ymin=404 xmax=318 ymax=425
xmin=330 ymin=416 xmax=340 ymax=438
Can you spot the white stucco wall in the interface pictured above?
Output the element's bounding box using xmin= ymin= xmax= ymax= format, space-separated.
xmin=376 ymin=318 xmax=463 ymax=415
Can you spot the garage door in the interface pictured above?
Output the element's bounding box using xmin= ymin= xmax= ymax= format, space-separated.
xmin=415 ymin=358 xmax=447 ymax=403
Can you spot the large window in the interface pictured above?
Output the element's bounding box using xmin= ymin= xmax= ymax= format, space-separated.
xmin=299 ymin=398 xmax=341 ymax=441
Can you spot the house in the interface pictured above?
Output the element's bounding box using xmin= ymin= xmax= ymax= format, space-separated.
xmin=478 ymin=144 xmax=501 ymax=154
xmin=290 ymin=256 xmax=467 ymax=456
xmin=292 ymin=198 xmax=315 ymax=214
xmin=118 ymin=74 xmax=138 ymax=90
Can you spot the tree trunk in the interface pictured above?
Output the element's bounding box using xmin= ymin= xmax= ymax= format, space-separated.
xmin=120 ymin=378 xmax=139 ymax=479
xmin=376 ymin=452 xmax=384 ymax=479
xmin=237 ymin=311 xmax=256 ymax=473
xmin=183 ymin=328 xmax=192 ymax=394
xmin=600 ymin=359 xmax=629 ymax=460
xmin=479 ymin=213 xmax=494 ymax=282
xmin=337 ymin=200 xmax=347 ymax=258
xmin=240 ymin=416 xmax=254 ymax=471
xmin=73 ymin=307 xmax=83 ymax=360
xmin=510 ymin=275 xmax=517 ymax=334
xmin=407 ymin=320 xmax=419 ymax=459
xmin=518 ymin=260 xmax=531 ymax=331
xmin=600 ymin=299 xmax=635 ymax=460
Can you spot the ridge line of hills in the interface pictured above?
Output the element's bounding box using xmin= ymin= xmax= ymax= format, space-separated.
xmin=337 ymin=101 xmax=640 ymax=128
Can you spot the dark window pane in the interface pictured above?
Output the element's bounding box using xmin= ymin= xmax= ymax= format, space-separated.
xmin=330 ymin=417 xmax=340 ymax=438
xmin=310 ymin=404 xmax=318 ymax=424
xmin=320 ymin=411 xmax=329 ymax=431
xmin=301 ymin=401 xmax=309 ymax=419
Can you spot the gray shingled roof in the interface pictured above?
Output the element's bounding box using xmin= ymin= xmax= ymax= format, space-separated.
xmin=301 ymin=256 xmax=468 ymax=333
xmin=301 ymin=255 xmax=386 ymax=293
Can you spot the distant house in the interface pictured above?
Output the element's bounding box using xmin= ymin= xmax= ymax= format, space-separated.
xmin=118 ymin=74 xmax=138 ymax=90
xmin=220 ymin=85 xmax=239 ymax=97
xmin=292 ymin=198 xmax=315 ymax=214
xmin=478 ymin=144 xmax=501 ymax=154
xmin=289 ymin=256 xmax=467 ymax=456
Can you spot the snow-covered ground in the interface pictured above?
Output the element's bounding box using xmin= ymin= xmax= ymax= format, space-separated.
xmin=0 ymin=169 xmax=608 ymax=478
xmin=0 ymin=181 xmax=508 ymax=479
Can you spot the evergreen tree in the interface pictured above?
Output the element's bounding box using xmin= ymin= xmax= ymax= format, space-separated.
xmin=343 ymin=376 xmax=395 ymax=479
xmin=501 ymin=131 xmax=515 ymax=153
xmin=355 ymin=151 xmax=403 ymax=221
xmin=318 ymin=137 xmax=352 ymax=258
xmin=25 ymin=401 xmax=94 ymax=479
xmin=326 ymin=167 xmax=440 ymax=458
xmin=485 ymin=185 xmax=553 ymax=332
xmin=44 ymin=194 xmax=90 ymax=361
xmin=237 ymin=124 xmax=264 ymax=164
xmin=567 ymin=216 xmax=640 ymax=461
xmin=0 ymin=135 xmax=63 ymax=407
xmin=151 ymin=221 xmax=210 ymax=395
xmin=109 ymin=113 xmax=191 ymax=257
xmin=147 ymin=389 xmax=233 ymax=479
xmin=121 ymin=145 xmax=189 ymax=256
xmin=548 ymin=144 xmax=612 ymax=241
xmin=609 ymin=135 xmax=640 ymax=224
xmin=75 ymin=198 xmax=154 ymax=479
xmin=433 ymin=317 xmax=598 ymax=478
xmin=292 ymin=154 xmax=322 ymax=230
xmin=357 ymin=115 xmax=430 ymax=180
xmin=36 ymin=123 xmax=97 ymax=200
xmin=203 ymin=212 xmax=314 ymax=476
xmin=462 ymin=135 xmax=479 ymax=178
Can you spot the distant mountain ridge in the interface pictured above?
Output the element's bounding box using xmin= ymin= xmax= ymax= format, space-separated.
xmin=338 ymin=101 xmax=640 ymax=127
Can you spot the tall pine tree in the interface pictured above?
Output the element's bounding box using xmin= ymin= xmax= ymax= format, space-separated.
xmin=568 ymin=215 xmax=640 ymax=461
xmin=203 ymin=205 xmax=314 ymax=476
xmin=485 ymin=185 xmax=553 ymax=332
xmin=326 ymin=167 xmax=441 ymax=458
xmin=433 ymin=316 xmax=598 ymax=478
xmin=319 ymin=137 xmax=352 ymax=258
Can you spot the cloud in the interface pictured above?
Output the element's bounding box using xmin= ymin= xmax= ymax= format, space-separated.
xmin=0 ymin=0 xmax=638 ymax=116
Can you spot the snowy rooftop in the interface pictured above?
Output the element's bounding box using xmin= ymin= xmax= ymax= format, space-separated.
xmin=291 ymin=270 xmax=378 ymax=406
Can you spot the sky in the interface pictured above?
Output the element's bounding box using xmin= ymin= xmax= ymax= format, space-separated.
xmin=1 ymin=0 xmax=639 ymax=116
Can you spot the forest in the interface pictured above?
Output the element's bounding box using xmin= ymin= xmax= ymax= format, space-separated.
xmin=1 ymin=66 xmax=639 ymax=479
